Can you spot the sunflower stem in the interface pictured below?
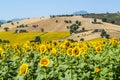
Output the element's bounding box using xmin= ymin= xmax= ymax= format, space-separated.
xmin=45 ymin=67 xmax=47 ymax=80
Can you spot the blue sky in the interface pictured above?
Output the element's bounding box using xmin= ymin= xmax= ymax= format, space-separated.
xmin=0 ymin=0 xmax=120 ymax=20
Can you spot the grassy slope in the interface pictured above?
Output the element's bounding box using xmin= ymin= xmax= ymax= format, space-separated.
xmin=41 ymin=32 xmax=70 ymax=42
xmin=83 ymin=13 xmax=120 ymax=25
xmin=0 ymin=32 xmax=42 ymax=44
xmin=0 ymin=32 xmax=70 ymax=44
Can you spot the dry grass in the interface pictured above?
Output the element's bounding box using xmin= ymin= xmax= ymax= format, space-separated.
xmin=1 ymin=16 xmax=120 ymax=41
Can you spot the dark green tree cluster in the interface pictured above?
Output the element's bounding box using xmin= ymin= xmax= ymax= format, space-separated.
xmin=64 ymin=20 xmax=72 ymax=23
xmin=50 ymin=14 xmax=74 ymax=18
xmin=69 ymin=24 xmax=79 ymax=34
xmin=4 ymin=27 xmax=9 ymax=32
xmin=92 ymin=18 xmax=102 ymax=24
xmin=32 ymin=25 xmax=38 ymax=28
xmin=69 ymin=20 xmax=81 ymax=34
xmin=7 ymin=21 xmax=12 ymax=23
xmin=80 ymin=38 xmax=84 ymax=41
xmin=102 ymin=18 xmax=107 ymax=22
xmin=17 ymin=24 xmax=28 ymax=28
xmin=30 ymin=36 xmax=41 ymax=43
xmin=15 ymin=29 xmax=28 ymax=33
xmin=76 ymin=20 xmax=81 ymax=26
xmin=100 ymin=29 xmax=109 ymax=39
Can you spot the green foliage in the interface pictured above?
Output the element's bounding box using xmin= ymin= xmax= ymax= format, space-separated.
xmin=102 ymin=18 xmax=107 ymax=22
xmin=80 ymin=38 xmax=84 ymax=41
xmin=32 ymin=25 xmax=38 ymax=28
xmin=83 ymin=13 xmax=120 ymax=25
xmin=111 ymin=20 xmax=115 ymax=24
xmin=64 ymin=20 xmax=72 ymax=24
xmin=31 ymin=36 xmax=41 ymax=43
xmin=69 ymin=24 xmax=79 ymax=34
xmin=100 ymin=29 xmax=109 ymax=39
xmin=0 ymin=39 xmax=120 ymax=80
xmin=4 ymin=27 xmax=9 ymax=32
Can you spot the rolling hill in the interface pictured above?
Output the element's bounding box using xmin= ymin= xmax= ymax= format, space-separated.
xmin=0 ymin=15 xmax=120 ymax=42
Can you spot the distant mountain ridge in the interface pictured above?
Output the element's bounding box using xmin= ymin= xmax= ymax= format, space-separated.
xmin=0 ymin=20 xmax=6 ymax=24
xmin=0 ymin=18 xmax=26 ymax=24
xmin=9 ymin=18 xmax=26 ymax=22
xmin=73 ymin=10 xmax=88 ymax=15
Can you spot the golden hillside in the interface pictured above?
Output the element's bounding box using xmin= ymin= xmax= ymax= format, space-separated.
xmin=1 ymin=16 xmax=120 ymax=41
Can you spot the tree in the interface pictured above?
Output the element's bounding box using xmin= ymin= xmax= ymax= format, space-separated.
xmin=31 ymin=36 xmax=41 ymax=43
xmin=56 ymin=20 xmax=58 ymax=23
xmin=94 ymin=18 xmax=97 ymax=23
xmin=25 ymin=24 xmax=28 ymax=27
xmin=14 ymin=29 xmax=19 ymax=34
xmin=102 ymin=18 xmax=107 ymax=22
xmin=11 ymin=22 xmax=14 ymax=25
xmin=7 ymin=21 xmax=12 ymax=23
xmin=82 ymin=27 xmax=85 ymax=32
xmin=100 ymin=29 xmax=108 ymax=38
xmin=111 ymin=20 xmax=115 ymax=24
xmin=105 ymin=34 xmax=110 ymax=39
xmin=32 ymin=25 xmax=38 ymax=28
xmin=80 ymin=38 xmax=84 ymax=41
xmin=17 ymin=22 xmax=19 ymax=24
xmin=4 ymin=27 xmax=9 ymax=32
xmin=41 ymin=28 xmax=44 ymax=32
xmin=66 ymin=26 xmax=69 ymax=29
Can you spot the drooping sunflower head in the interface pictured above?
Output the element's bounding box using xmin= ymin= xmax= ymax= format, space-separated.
xmin=40 ymin=57 xmax=50 ymax=67
xmin=67 ymin=48 xmax=73 ymax=57
xmin=72 ymin=47 xmax=80 ymax=57
xmin=19 ymin=63 xmax=28 ymax=76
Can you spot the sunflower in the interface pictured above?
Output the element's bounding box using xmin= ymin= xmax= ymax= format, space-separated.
xmin=0 ymin=48 xmax=4 ymax=58
xmin=67 ymin=48 xmax=73 ymax=57
xmin=46 ymin=44 xmax=52 ymax=52
xmin=52 ymin=40 xmax=59 ymax=47
xmin=72 ymin=47 xmax=80 ymax=57
xmin=39 ymin=45 xmax=47 ymax=54
xmin=23 ymin=44 xmax=30 ymax=52
xmin=95 ymin=46 xmax=102 ymax=53
xmin=80 ymin=45 xmax=88 ymax=54
xmin=5 ymin=44 xmax=11 ymax=50
xmin=94 ymin=67 xmax=100 ymax=73
xmin=63 ymin=40 xmax=71 ymax=48
xmin=50 ymin=48 xmax=57 ymax=56
xmin=108 ymin=38 xmax=117 ymax=46
xmin=40 ymin=57 xmax=50 ymax=67
xmin=19 ymin=63 xmax=28 ymax=76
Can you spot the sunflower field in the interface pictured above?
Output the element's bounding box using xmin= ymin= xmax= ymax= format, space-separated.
xmin=0 ymin=38 xmax=120 ymax=80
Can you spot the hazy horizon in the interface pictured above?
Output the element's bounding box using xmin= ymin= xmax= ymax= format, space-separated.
xmin=0 ymin=0 xmax=120 ymax=20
